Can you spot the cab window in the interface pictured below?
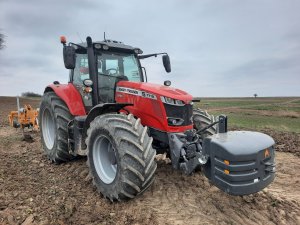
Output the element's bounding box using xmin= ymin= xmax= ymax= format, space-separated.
xmin=123 ymin=55 xmax=141 ymax=82
xmin=73 ymin=54 xmax=89 ymax=85
xmin=96 ymin=52 xmax=142 ymax=82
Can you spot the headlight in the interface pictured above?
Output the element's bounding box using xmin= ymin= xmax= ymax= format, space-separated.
xmin=167 ymin=117 xmax=184 ymax=126
xmin=134 ymin=48 xmax=143 ymax=54
xmin=160 ymin=96 xmax=185 ymax=106
xmin=102 ymin=45 xmax=109 ymax=50
xmin=94 ymin=43 xmax=102 ymax=49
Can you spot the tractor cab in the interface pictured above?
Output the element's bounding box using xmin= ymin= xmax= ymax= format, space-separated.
xmin=61 ymin=36 xmax=170 ymax=109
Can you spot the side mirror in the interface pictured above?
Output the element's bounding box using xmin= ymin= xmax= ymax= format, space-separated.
xmin=162 ymin=55 xmax=171 ymax=73
xmin=63 ymin=46 xmax=76 ymax=69
xmin=83 ymin=79 xmax=93 ymax=87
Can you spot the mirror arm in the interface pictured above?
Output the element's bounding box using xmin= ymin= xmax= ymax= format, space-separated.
xmin=138 ymin=52 xmax=167 ymax=59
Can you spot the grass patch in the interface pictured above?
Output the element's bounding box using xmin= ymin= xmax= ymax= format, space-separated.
xmin=195 ymin=97 xmax=300 ymax=110
xmin=223 ymin=113 xmax=300 ymax=133
xmin=243 ymin=105 xmax=300 ymax=112
xmin=197 ymin=100 xmax=274 ymax=108
xmin=194 ymin=97 xmax=300 ymax=133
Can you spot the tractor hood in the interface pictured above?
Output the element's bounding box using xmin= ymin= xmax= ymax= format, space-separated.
xmin=117 ymin=81 xmax=193 ymax=103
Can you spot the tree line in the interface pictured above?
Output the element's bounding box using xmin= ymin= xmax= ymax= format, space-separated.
xmin=0 ymin=32 xmax=4 ymax=50
xmin=21 ymin=92 xmax=42 ymax=97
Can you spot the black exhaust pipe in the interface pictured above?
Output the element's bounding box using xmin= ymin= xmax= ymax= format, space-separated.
xmin=86 ymin=36 xmax=99 ymax=105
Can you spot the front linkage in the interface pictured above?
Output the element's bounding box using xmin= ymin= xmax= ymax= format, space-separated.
xmin=168 ymin=115 xmax=228 ymax=174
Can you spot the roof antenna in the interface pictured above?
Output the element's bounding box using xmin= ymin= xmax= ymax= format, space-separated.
xmin=76 ymin=32 xmax=83 ymax=43
xmin=104 ymin=32 xmax=106 ymax=41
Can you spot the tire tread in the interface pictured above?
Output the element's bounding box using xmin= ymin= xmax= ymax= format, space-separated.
xmin=86 ymin=113 xmax=157 ymax=201
xmin=39 ymin=92 xmax=74 ymax=163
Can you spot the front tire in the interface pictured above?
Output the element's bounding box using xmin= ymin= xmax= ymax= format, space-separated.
xmin=86 ymin=113 xmax=157 ymax=201
xmin=192 ymin=109 xmax=217 ymax=137
xmin=39 ymin=92 xmax=74 ymax=163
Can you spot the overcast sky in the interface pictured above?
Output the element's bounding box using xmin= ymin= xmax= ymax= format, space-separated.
xmin=0 ymin=0 xmax=299 ymax=97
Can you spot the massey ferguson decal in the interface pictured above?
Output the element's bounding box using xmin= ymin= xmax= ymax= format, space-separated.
xmin=116 ymin=87 xmax=157 ymax=100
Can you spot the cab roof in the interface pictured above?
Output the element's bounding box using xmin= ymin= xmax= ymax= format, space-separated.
xmin=77 ymin=39 xmax=139 ymax=52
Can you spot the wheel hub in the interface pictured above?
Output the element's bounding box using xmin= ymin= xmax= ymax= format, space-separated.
xmin=42 ymin=108 xmax=55 ymax=149
xmin=93 ymin=135 xmax=117 ymax=184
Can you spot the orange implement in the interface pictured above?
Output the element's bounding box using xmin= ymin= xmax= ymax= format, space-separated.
xmin=8 ymin=104 xmax=39 ymax=130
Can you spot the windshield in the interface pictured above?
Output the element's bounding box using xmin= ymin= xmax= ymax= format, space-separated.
xmin=96 ymin=52 xmax=142 ymax=82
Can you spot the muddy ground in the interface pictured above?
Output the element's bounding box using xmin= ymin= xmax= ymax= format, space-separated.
xmin=0 ymin=97 xmax=299 ymax=225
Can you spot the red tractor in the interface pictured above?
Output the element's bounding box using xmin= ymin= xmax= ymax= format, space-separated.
xmin=39 ymin=36 xmax=275 ymax=201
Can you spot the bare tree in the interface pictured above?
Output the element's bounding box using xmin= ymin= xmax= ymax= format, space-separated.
xmin=0 ymin=32 xmax=5 ymax=50
xmin=254 ymin=93 xmax=258 ymax=98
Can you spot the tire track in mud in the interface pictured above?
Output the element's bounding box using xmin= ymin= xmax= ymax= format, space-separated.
xmin=132 ymin=158 xmax=300 ymax=225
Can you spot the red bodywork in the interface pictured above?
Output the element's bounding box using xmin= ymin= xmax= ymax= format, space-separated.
xmin=47 ymin=82 xmax=193 ymax=133
xmin=46 ymin=83 xmax=86 ymax=116
xmin=115 ymin=81 xmax=193 ymax=133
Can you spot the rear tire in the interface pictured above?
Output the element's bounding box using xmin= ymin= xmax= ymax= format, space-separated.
xmin=86 ymin=113 xmax=157 ymax=201
xmin=193 ymin=109 xmax=217 ymax=138
xmin=39 ymin=92 xmax=74 ymax=163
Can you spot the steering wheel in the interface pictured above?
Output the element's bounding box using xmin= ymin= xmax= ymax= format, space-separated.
xmin=106 ymin=68 xmax=118 ymax=75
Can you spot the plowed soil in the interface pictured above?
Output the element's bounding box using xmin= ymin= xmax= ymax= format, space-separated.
xmin=0 ymin=97 xmax=299 ymax=225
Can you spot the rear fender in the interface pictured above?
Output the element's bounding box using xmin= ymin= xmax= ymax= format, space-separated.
xmin=44 ymin=83 xmax=86 ymax=116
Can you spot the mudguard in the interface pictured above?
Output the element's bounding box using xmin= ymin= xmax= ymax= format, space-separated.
xmin=44 ymin=83 xmax=86 ymax=116
xmin=203 ymin=131 xmax=275 ymax=195
xmin=80 ymin=103 xmax=133 ymax=149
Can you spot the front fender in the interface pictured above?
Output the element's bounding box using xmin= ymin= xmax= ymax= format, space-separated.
xmin=81 ymin=103 xmax=133 ymax=149
xmin=44 ymin=83 xmax=86 ymax=116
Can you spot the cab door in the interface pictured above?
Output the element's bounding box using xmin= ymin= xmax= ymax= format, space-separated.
xmin=72 ymin=53 xmax=93 ymax=109
xmin=97 ymin=58 xmax=119 ymax=103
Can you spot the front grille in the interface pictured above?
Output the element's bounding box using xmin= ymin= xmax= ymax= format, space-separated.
xmin=163 ymin=103 xmax=193 ymax=126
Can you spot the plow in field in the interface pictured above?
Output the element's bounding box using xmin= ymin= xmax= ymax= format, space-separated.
xmin=8 ymin=97 xmax=39 ymax=139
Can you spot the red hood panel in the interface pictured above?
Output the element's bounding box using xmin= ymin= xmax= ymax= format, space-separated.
xmin=117 ymin=81 xmax=193 ymax=102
